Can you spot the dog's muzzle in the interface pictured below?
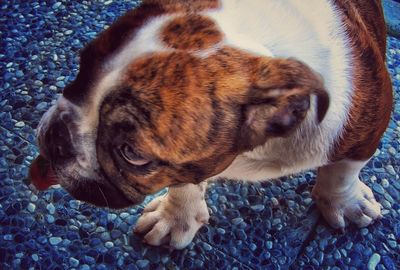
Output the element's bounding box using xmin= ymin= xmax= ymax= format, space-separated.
xmin=31 ymin=99 xmax=145 ymax=209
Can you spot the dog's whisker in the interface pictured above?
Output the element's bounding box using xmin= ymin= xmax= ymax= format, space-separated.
xmin=96 ymin=183 xmax=110 ymax=209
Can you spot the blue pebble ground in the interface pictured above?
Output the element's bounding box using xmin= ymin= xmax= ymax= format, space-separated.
xmin=1 ymin=1 xmax=399 ymax=269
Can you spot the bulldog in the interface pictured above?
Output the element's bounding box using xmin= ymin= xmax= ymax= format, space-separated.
xmin=30 ymin=0 xmax=393 ymax=249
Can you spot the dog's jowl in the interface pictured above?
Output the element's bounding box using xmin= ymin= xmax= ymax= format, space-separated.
xmin=30 ymin=0 xmax=392 ymax=249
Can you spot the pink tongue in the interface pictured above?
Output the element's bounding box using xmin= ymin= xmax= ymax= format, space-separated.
xmin=29 ymin=155 xmax=58 ymax=191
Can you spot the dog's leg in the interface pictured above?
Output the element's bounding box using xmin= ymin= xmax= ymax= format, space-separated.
xmin=312 ymin=159 xmax=382 ymax=230
xmin=134 ymin=182 xmax=209 ymax=249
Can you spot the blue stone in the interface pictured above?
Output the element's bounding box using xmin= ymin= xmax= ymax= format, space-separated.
xmin=15 ymin=70 xmax=24 ymax=78
xmin=136 ymin=259 xmax=149 ymax=268
xmin=202 ymin=243 xmax=212 ymax=251
xmin=372 ymin=183 xmax=385 ymax=194
xmin=367 ymin=253 xmax=381 ymax=270
xmin=250 ymin=204 xmax=265 ymax=212
xmin=110 ymin=230 xmax=122 ymax=239
xmin=231 ymin=218 xmax=244 ymax=225
xmin=69 ymin=257 xmax=79 ymax=267
xmin=90 ymin=238 xmax=102 ymax=247
xmin=36 ymin=102 xmax=48 ymax=110
xmin=46 ymin=203 xmax=56 ymax=214
xmin=55 ymin=81 xmax=65 ymax=88
xmin=31 ymin=254 xmax=39 ymax=262
xmin=49 ymin=237 xmax=62 ymax=245
xmin=52 ymin=2 xmax=62 ymax=9
xmin=80 ymin=264 xmax=91 ymax=270
xmin=101 ymin=232 xmax=111 ymax=241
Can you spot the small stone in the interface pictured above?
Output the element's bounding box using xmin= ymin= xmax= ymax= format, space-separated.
xmin=27 ymin=203 xmax=36 ymax=213
xmin=111 ymin=230 xmax=122 ymax=239
xmin=372 ymin=183 xmax=384 ymax=195
xmin=202 ymin=243 xmax=212 ymax=251
xmin=65 ymin=30 xmax=73 ymax=35
xmin=31 ymin=254 xmax=39 ymax=262
xmin=231 ymin=218 xmax=243 ymax=225
xmin=15 ymin=121 xmax=25 ymax=127
xmin=367 ymin=253 xmax=381 ymax=270
xmin=69 ymin=200 xmax=80 ymax=209
xmin=387 ymin=240 xmax=397 ymax=248
xmin=250 ymin=204 xmax=265 ymax=212
xmin=216 ymin=228 xmax=225 ymax=235
xmin=334 ymin=250 xmax=341 ymax=260
xmin=388 ymin=147 xmax=396 ymax=155
xmin=69 ymin=257 xmax=79 ymax=267
xmin=108 ymin=213 xmax=117 ymax=221
xmin=136 ymin=260 xmax=149 ymax=268
xmin=46 ymin=215 xmax=55 ymax=223
xmin=120 ymin=212 xmax=129 ymax=219
xmin=34 ymin=80 xmax=43 ymax=87
xmin=36 ymin=102 xmax=48 ymax=110
xmin=15 ymin=70 xmax=24 ymax=78
xmin=361 ymin=228 xmax=369 ymax=236
xmin=381 ymin=179 xmax=390 ymax=188
xmin=105 ymin=241 xmax=114 ymax=248
xmin=101 ymin=232 xmax=111 ymax=241
xmin=271 ymin=197 xmax=279 ymax=206
xmin=80 ymin=264 xmax=90 ymax=270
xmin=266 ymin=241 xmax=273 ymax=249
xmin=46 ymin=204 xmax=55 ymax=214
xmin=95 ymin=226 xmax=106 ymax=233
xmin=385 ymin=165 xmax=396 ymax=176
xmin=49 ymin=237 xmax=62 ymax=245
xmin=52 ymin=2 xmax=62 ymax=9
xmin=55 ymin=81 xmax=65 ymax=88
xmin=304 ymin=198 xmax=312 ymax=205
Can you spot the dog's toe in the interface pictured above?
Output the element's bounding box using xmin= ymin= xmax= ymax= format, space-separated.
xmin=134 ymin=193 xmax=209 ymax=249
xmin=313 ymin=181 xmax=381 ymax=229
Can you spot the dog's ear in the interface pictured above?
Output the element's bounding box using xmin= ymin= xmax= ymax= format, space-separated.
xmin=239 ymin=57 xmax=329 ymax=151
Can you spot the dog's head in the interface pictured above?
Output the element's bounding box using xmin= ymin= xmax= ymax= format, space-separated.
xmin=30 ymin=0 xmax=329 ymax=208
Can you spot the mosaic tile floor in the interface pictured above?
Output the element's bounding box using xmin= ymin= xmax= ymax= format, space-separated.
xmin=1 ymin=1 xmax=399 ymax=269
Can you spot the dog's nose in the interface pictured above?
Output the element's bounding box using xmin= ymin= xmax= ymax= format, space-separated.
xmin=46 ymin=116 xmax=75 ymax=161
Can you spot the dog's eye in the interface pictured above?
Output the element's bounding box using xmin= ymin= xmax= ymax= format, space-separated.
xmin=119 ymin=144 xmax=150 ymax=166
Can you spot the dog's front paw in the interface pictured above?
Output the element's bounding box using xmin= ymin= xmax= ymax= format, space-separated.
xmin=312 ymin=180 xmax=382 ymax=230
xmin=134 ymin=192 xmax=209 ymax=249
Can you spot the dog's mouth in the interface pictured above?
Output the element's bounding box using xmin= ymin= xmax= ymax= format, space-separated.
xmin=28 ymin=154 xmax=145 ymax=209
xmin=28 ymin=155 xmax=59 ymax=191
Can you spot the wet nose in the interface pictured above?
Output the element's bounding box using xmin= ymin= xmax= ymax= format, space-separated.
xmin=46 ymin=116 xmax=75 ymax=161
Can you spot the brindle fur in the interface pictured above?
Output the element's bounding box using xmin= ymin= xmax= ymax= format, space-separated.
xmin=330 ymin=0 xmax=393 ymax=161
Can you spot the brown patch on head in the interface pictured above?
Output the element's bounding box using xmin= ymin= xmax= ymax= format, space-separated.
xmin=62 ymin=0 xmax=220 ymax=105
xmin=63 ymin=2 xmax=166 ymax=105
xmin=143 ymin=0 xmax=220 ymax=13
xmin=161 ymin=15 xmax=223 ymax=51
